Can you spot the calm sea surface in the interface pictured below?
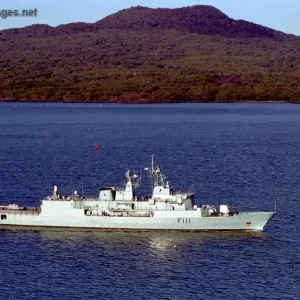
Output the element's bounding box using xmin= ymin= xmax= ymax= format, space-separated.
xmin=0 ymin=103 xmax=299 ymax=299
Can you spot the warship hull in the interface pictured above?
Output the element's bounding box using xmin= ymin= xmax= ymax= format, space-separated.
xmin=0 ymin=207 xmax=276 ymax=231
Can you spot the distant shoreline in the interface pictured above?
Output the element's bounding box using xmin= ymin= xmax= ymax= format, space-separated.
xmin=0 ymin=99 xmax=295 ymax=104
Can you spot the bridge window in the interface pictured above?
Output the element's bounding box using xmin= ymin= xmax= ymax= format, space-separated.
xmin=1 ymin=214 xmax=7 ymax=220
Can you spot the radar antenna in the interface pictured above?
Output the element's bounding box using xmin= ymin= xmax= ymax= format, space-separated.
xmin=125 ymin=169 xmax=141 ymax=189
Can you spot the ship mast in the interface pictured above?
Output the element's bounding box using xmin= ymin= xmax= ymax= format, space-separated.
xmin=150 ymin=154 xmax=165 ymax=187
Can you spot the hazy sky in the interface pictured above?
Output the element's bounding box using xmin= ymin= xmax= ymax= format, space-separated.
xmin=0 ymin=0 xmax=299 ymax=35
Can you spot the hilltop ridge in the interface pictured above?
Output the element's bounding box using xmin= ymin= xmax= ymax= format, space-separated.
xmin=95 ymin=5 xmax=282 ymax=39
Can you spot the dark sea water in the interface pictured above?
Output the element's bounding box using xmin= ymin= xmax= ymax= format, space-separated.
xmin=0 ymin=102 xmax=299 ymax=300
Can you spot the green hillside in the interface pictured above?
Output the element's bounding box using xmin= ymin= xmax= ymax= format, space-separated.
xmin=1 ymin=5 xmax=300 ymax=102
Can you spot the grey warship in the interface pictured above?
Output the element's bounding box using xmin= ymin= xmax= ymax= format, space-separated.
xmin=0 ymin=156 xmax=276 ymax=231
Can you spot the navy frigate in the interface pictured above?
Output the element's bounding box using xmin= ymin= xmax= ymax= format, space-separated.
xmin=0 ymin=156 xmax=276 ymax=231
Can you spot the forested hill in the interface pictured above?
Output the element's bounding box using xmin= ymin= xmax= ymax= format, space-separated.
xmin=1 ymin=5 xmax=300 ymax=103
